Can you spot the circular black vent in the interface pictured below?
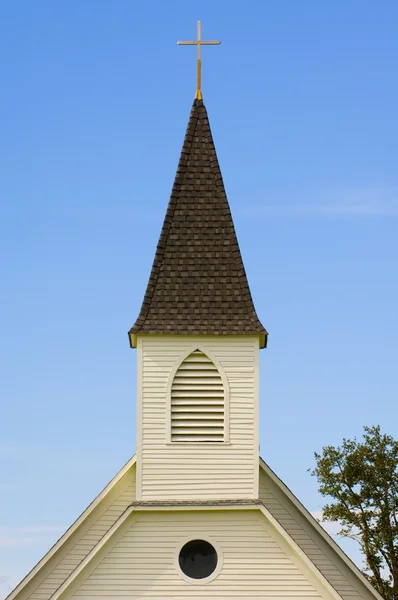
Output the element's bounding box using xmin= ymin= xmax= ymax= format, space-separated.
xmin=178 ymin=539 xmax=218 ymax=580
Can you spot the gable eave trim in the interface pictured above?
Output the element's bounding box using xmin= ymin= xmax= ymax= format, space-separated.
xmin=6 ymin=455 xmax=136 ymax=600
xmin=257 ymin=503 xmax=342 ymax=600
xmin=259 ymin=457 xmax=384 ymax=600
xmin=49 ymin=505 xmax=136 ymax=600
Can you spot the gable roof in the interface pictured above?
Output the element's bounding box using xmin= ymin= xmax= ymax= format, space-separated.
xmin=8 ymin=455 xmax=382 ymax=600
xmin=129 ymin=99 xmax=267 ymax=348
xmin=45 ymin=503 xmax=342 ymax=600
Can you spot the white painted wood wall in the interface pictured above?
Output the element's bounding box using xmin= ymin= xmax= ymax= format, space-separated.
xmin=136 ymin=336 xmax=260 ymax=500
xmin=11 ymin=462 xmax=378 ymax=600
xmin=69 ymin=510 xmax=323 ymax=599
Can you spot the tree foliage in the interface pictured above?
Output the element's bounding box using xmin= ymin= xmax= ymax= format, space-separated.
xmin=311 ymin=426 xmax=398 ymax=600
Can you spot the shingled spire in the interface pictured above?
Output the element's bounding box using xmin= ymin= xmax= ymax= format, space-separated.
xmin=129 ymin=99 xmax=267 ymax=348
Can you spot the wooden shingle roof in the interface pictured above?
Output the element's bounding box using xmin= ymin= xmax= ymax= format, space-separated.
xmin=129 ymin=99 xmax=267 ymax=347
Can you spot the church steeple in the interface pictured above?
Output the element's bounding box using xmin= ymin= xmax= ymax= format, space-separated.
xmin=129 ymin=98 xmax=267 ymax=348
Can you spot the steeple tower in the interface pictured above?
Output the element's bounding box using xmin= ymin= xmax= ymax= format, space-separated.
xmin=130 ymin=27 xmax=267 ymax=501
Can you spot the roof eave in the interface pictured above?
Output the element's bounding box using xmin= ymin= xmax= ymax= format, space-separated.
xmin=129 ymin=331 xmax=137 ymax=348
xmin=129 ymin=331 xmax=267 ymax=349
xmin=260 ymin=332 xmax=267 ymax=349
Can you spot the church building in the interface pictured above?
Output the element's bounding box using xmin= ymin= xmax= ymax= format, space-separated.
xmin=8 ymin=24 xmax=383 ymax=600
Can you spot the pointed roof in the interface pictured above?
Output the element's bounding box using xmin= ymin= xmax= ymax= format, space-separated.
xmin=129 ymin=99 xmax=267 ymax=347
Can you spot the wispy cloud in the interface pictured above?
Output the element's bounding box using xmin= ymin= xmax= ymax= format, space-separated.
xmin=0 ymin=526 xmax=65 ymax=548
xmin=237 ymin=186 xmax=398 ymax=217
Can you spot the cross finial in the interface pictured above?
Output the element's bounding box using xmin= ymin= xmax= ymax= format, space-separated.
xmin=177 ymin=21 xmax=221 ymax=100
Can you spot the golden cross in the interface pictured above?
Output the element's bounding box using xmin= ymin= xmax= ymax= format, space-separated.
xmin=177 ymin=21 xmax=221 ymax=100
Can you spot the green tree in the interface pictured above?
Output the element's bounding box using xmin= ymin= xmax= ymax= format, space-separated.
xmin=311 ymin=426 xmax=398 ymax=600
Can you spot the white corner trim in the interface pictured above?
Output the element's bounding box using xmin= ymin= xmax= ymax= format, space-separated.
xmin=6 ymin=455 xmax=136 ymax=600
xmin=259 ymin=458 xmax=384 ymax=600
xmin=136 ymin=337 xmax=143 ymax=500
xmin=253 ymin=337 xmax=260 ymax=497
xmin=257 ymin=504 xmax=342 ymax=600
xmin=49 ymin=505 xmax=136 ymax=600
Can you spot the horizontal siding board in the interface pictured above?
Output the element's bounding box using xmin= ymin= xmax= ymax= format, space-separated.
xmin=72 ymin=510 xmax=323 ymax=599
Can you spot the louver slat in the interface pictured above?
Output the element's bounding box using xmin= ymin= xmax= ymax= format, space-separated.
xmin=171 ymin=351 xmax=224 ymax=442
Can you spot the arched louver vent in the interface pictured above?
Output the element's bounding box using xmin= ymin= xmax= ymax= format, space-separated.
xmin=171 ymin=350 xmax=224 ymax=442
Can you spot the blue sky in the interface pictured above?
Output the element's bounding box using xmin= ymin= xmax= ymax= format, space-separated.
xmin=1 ymin=0 xmax=397 ymax=595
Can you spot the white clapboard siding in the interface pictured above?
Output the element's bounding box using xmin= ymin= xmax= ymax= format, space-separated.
xmin=171 ymin=350 xmax=224 ymax=442
xmin=137 ymin=336 xmax=259 ymax=500
xmin=24 ymin=465 xmax=136 ymax=600
xmin=72 ymin=510 xmax=323 ymax=599
xmin=259 ymin=466 xmax=372 ymax=600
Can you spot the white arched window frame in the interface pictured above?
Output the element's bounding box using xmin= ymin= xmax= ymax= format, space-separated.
xmin=166 ymin=345 xmax=230 ymax=444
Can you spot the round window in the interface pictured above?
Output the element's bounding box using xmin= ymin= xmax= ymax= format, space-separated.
xmin=178 ymin=539 xmax=218 ymax=580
